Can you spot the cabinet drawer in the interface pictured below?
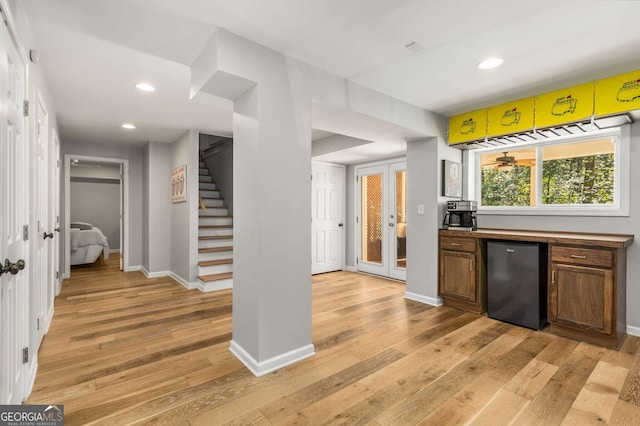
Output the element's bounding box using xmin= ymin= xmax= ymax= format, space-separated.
xmin=551 ymin=245 xmax=612 ymax=268
xmin=440 ymin=237 xmax=476 ymax=252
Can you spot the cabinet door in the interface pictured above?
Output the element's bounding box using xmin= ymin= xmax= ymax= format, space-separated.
xmin=549 ymin=263 xmax=613 ymax=334
xmin=440 ymin=250 xmax=476 ymax=303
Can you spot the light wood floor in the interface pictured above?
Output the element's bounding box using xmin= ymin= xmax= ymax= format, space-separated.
xmin=26 ymin=258 xmax=640 ymax=425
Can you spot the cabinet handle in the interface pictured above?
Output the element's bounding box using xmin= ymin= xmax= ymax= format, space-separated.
xmin=570 ymin=255 xmax=587 ymax=259
xmin=552 ymin=270 xmax=555 ymax=283
xmin=450 ymin=243 xmax=461 ymax=246
xmin=470 ymin=259 xmax=474 ymax=271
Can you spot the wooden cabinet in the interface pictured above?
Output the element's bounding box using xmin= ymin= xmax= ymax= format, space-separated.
xmin=549 ymin=245 xmax=624 ymax=348
xmin=438 ymin=229 xmax=632 ymax=350
xmin=439 ymin=236 xmax=486 ymax=314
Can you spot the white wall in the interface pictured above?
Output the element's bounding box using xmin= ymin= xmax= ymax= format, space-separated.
xmin=191 ymin=28 xmax=444 ymax=373
xmin=70 ymin=181 xmax=120 ymax=250
xmin=142 ymin=145 xmax=149 ymax=271
xmin=474 ymin=121 xmax=640 ymax=332
xmin=147 ymin=142 xmax=172 ymax=274
xmin=345 ymin=165 xmax=356 ymax=268
xmin=404 ymin=138 xmax=441 ymax=304
xmin=170 ymin=131 xmax=199 ymax=283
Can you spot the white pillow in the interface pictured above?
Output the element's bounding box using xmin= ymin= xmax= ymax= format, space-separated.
xmin=70 ymin=222 xmax=93 ymax=230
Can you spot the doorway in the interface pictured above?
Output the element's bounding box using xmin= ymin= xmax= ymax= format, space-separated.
xmin=356 ymin=160 xmax=406 ymax=281
xmin=63 ymin=155 xmax=129 ymax=277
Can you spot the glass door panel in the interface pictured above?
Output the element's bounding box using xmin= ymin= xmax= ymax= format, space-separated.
xmin=395 ymin=170 xmax=406 ymax=270
xmin=361 ymin=173 xmax=383 ymax=264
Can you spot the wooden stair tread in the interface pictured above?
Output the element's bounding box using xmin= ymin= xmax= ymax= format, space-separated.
xmin=199 ymin=246 xmax=233 ymax=253
xmin=198 ymin=272 xmax=233 ymax=282
xmin=199 ymin=235 xmax=232 ymax=240
xmin=199 ymin=259 xmax=233 ymax=267
xmin=199 ymin=214 xmax=232 ymax=218
xmin=199 ymin=225 xmax=233 ymax=229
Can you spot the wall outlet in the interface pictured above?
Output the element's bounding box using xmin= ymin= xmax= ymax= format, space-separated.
xmin=418 ymin=204 xmax=425 ymax=215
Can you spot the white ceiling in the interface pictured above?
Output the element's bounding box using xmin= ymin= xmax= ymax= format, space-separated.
xmin=20 ymin=0 xmax=640 ymax=163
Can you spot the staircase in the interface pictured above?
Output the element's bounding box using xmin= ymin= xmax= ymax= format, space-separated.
xmin=197 ymin=157 xmax=233 ymax=291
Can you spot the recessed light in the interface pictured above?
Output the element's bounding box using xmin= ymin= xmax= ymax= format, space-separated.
xmin=122 ymin=123 xmax=136 ymax=129
xmin=135 ymin=82 xmax=155 ymax=92
xmin=478 ymin=57 xmax=504 ymax=70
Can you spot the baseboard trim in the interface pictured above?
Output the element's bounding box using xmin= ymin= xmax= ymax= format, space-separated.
xmin=344 ymin=266 xmax=357 ymax=272
xmin=404 ymin=291 xmax=442 ymax=307
xmin=170 ymin=272 xmax=198 ymax=290
xmin=110 ymin=249 xmax=121 ymax=254
xmin=627 ymin=325 xmax=640 ymax=337
xmin=125 ymin=265 xmax=141 ymax=272
xmin=25 ymin=358 xmax=38 ymax=401
xmin=229 ymin=340 xmax=315 ymax=377
xmin=141 ymin=267 xmax=171 ymax=279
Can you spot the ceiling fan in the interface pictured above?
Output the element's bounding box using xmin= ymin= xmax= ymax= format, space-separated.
xmin=484 ymin=152 xmax=535 ymax=170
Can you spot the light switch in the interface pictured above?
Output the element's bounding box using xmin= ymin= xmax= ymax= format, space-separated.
xmin=418 ymin=204 xmax=425 ymax=215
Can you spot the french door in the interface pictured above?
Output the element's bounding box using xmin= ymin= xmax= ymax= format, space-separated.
xmin=357 ymin=161 xmax=406 ymax=281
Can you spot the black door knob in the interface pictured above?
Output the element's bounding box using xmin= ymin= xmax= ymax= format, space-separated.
xmin=54 ymin=228 xmax=61 ymax=232
xmin=10 ymin=259 xmax=25 ymax=275
xmin=44 ymin=232 xmax=54 ymax=239
xmin=1 ymin=258 xmax=25 ymax=277
xmin=338 ymin=223 xmax=344 ymax=227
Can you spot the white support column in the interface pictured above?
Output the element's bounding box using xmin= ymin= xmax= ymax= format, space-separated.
xmin=192 ymin=29 xmax=314 ymax=376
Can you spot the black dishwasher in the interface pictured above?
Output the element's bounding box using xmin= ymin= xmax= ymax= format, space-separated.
xmin=487 ymin=241 xmax=547 ymax=330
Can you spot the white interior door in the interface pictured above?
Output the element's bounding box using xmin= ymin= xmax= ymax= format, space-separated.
xmin=356 ymin=161 xmax=407 ymax=280
xmin=0 ymin=18 xmax=29 ymax=404
xmin=31 ymin=97 xmax=49 ymax=350
xmin=311 ymin=162 xmax=344 ymax=274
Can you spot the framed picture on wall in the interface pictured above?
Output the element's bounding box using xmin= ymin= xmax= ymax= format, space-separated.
xmin=172 ymin=164 xmax=187 ymax=203
xmin=442 ymin=160 xmax=462 ymax=198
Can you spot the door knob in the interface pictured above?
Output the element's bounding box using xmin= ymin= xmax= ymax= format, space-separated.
xmin=44 ymin=232 xmax=54 ymax=239
xmin=54 ymin=228 xmax=61 ymax=232
xmin=389 ymin=222 xmax=395 ymax=227
xmin=338 ymin=223 xmax=344 ymax=227
xmin=1 ymin=258 xmax=25 ymax=277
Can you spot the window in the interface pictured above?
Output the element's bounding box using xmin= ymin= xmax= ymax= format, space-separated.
xmin=475 ymin=128 xmax=628 ymax=216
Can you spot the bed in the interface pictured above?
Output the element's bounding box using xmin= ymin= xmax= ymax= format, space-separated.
xmin=70 ymin=222 xmax=110 ymax=266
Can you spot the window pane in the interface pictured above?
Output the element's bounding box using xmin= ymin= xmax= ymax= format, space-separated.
xmin=541 ymin=138 xmax=615 ymax=205
xmin=480 ymin=149 xmax=536 ymax=206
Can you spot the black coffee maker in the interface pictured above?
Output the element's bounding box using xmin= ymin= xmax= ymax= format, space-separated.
xmin=443 ymin=200 xmax=477 ymax=231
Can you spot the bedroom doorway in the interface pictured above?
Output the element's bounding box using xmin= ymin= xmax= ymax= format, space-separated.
xmin=63 ymin=154 xmax=129 ymax=277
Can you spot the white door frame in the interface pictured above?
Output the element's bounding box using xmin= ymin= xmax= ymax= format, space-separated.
xmin=311 ymin=161 xmax=345 ymax=274
xmin=63 ymin=154 xmax=129 ymax=277
xmin=31 ymin=91 xmax=49 ymax=352
xmin=355 ymin=157 xmax=407 ymax=280
xmin=388 ymin=161 xmax=407 ymax=281
xmin=51 ymin=130 xmax=61 ymax=296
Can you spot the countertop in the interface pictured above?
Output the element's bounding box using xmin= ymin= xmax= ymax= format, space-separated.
xmin=439 ymin=228 xmax=634 ymax=248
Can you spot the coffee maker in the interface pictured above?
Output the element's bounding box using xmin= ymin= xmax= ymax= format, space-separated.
xmin=443 ymin=200 xmax=477 ymax=231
